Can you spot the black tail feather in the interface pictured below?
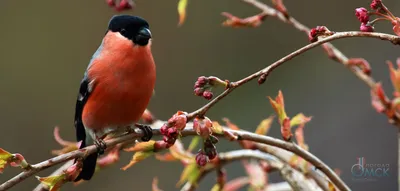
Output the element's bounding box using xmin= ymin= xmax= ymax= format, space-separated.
xmin=74 ymin=142 xmax=98 ymax=181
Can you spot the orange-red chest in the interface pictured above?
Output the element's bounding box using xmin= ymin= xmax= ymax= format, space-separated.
xmin=82 ymin=32 xmax=156 ymax=130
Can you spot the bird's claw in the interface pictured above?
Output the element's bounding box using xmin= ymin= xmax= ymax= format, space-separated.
xmin=94 ymin=139 xmax=107 ymax=155
xmin=135 ymin=123 xmax=153 ymax=142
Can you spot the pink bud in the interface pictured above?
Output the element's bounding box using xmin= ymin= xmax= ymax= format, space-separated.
xmin=115 ymin=0 xmax=133 ymax=12
xmin=392 ymin=19 xmax=400 ymax=36
xmin=197 ymin=76 xmax=208 ymax=85
xmin=65 ymin=162 xmax=82 ymax=181
xmin=195 ymin=152 xmax=209 ymax=166
xmin=360 ymin=23 xmax=374 ymax=32
xmin=160 ymin=124 xmax=169 ymax=135
xmin=194 ymin=88 xmax=204 ymax=96
xmin=193 ymin=117 xmax=213 ymax=138
xmin=106 ymin=0 xmax=115 ymax=6
xmin=167 ymin=127 xmax=178 ymax=138
xmin=308 ymin=28 xmax=318 ymax=42
xmin=308 ymin=26 xmax=328 ymax=43
xmin=316 ymin=26 xmax=327 ymax=33
xmin=202 ymin=91 xmax=213 ymax=100
xmin=370 ymin=0 xmax=382 ymax=10
xmin=173 ymin=115 xmax=187 ymax=130
xmin=355 ymin=7 xmax=369 ymax=23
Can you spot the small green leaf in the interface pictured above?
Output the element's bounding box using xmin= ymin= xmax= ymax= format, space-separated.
xmin=255 ymin=116 xmax=274 ymax=135
xmin=211 ymin=184 xmax=221 ymax=191
xmin=176 ymin=162 xmax=200 ymax=187
xmin=36 ymin=174 xmax=66 ymax=191
xmin=121 ymin=151 xmax=153 ymax=170
xmin=177 ymin=0 xmax=189 ymax=26
xmin=0 ymin=148 xmax=13 ymax=173
xmin=123 ymin=140 xmax=155 ymax=152
xmin=290 ymin=113 xmax=312 ymax=127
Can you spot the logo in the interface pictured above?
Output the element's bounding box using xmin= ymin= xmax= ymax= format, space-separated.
xmin=351 ymin=157 xmax=389 ymax=181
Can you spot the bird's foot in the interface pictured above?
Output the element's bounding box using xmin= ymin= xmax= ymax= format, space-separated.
xmin=94 ymin=139 xmax=107 ymax=155
xmin=134 ymin=123 xmax=153 ymax=142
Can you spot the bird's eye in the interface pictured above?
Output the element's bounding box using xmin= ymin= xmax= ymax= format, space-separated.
xmin=120 ymin=28 xmax=126 ymax=35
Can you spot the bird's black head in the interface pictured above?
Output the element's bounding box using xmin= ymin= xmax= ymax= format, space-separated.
xmin=107 ymin=15 xmax=152 ymax=46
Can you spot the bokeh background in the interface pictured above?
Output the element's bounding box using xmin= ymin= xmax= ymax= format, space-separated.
xmin=1 ymin=0 xmax=399 ymax=190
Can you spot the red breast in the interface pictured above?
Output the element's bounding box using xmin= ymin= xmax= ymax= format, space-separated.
xmin=82 ymin=31 xmax=156 ymax=130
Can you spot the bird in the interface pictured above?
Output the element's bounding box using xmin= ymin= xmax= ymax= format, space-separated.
xmin=73 ymin=15 xmax=156 ymax=181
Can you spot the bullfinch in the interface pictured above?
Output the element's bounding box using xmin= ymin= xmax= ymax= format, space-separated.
xmin=73 ymin=15 xmax=156 ymax=181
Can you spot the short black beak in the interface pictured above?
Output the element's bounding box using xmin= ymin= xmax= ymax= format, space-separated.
xmin=138 ymin=28 xmax=152 ymax=39
xmin=135 ymin=28 xmax=152 ymax=46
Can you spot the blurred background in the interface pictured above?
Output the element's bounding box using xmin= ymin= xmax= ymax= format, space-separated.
xmin=0 ymin=0 xmax=399 ymax=190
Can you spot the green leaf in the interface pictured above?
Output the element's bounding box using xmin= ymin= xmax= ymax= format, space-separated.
xmin=36 ymin=174 xmax=66 ymax=191
xmin=121 ymin=151 xmax=153 ymax=171
xmin=255 ymin=116 xmax=274 ymax=135
xmin=177 ymin=0 xmax=189 ymax=26
xmin=176 ymin=162 xmax=200 ymax=187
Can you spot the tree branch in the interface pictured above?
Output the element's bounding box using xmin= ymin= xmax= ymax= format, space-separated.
xmin=186 ymin=31 xmax=400 ymax=119
xmin=1 ymin=121 xmax=348 ymax=191
xmin=253 ymin=143 xmax=331 ymax=191
xmin=180 ymin=150 xmax=320 ymax=191
xmin=242 ymin=0 xmax=378 ymax=89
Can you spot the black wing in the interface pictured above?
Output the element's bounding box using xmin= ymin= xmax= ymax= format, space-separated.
xmin=73 ymin=74 xmax=98 ymax=181
xmin=74 ymin=75 xmax=90 ymax=144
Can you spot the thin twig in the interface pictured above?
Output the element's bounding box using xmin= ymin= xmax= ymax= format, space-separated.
xmin=186 ymin=31 xmax=400 ymax=119
xmin=241 ymin=0 xmax=384 ymax=96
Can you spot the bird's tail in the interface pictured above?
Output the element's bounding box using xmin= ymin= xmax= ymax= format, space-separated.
xmin=74 ymin=141 xmax=98 ymax=181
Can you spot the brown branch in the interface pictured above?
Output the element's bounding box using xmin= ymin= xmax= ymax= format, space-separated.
xmin=254 ymin=143 xmax=330 ymax=191
xmin=2 ymin=121 xmax=344 ymax=191
xmin=186 ymin=31 xmax=399 ymax=119
xmin=181 ymin=150 xmax=320 ymax=191
xmin=0 ymin=127 xmax=158 ymax=191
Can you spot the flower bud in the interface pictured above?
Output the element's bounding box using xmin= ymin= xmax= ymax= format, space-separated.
xmin=195 ymin=152 xmax=209 ymax=166
xmin=355 ymin=7 xmax=369 ymax=23
xmin=193 ymin=117 xmax=213 ymax=138
xmin=202 ymin=91 xmax=213 ymax=100
xmin=360 ymin=23 xmax=374 ymax=32
xmin=370 ymin=0 xmax=382 ymax=10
